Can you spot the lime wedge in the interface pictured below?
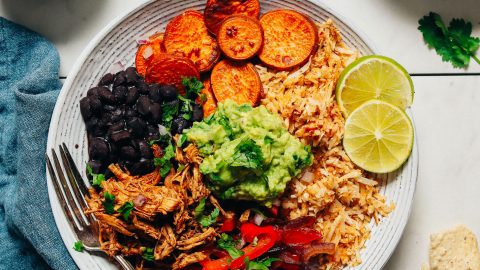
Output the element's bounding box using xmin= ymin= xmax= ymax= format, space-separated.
xmin=336 ymin=55 xmax=414 ymax=116
xmin=343 ymin=100 xmax=414 ymax=173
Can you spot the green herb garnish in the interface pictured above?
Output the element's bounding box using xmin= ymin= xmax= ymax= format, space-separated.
xmin=73 ymin=241 xmax=84 ymax=252
xmin=194 ymin=198 xmax=207 ymax=218
xmin=117 ymin=201 xmax=134 ymax=221
xmin=246 ymin=257 xmax=280 ymax=270
xmin=182 ymin=77 xmax=204 ymax=98
xmin=198 ymin=208 xmax=220 ymax=227
xmin=142 ymin=247 xmax=155 ymax=261
xmin=103 ymin=192 xmax=115 ymax=214
xmin=231 ymin=138 xmax=264 ymax=170
xmin=161 ymin=101 xmax=179 ymax=129
xmin=217 ymin=233 xmax=244 ymax=259
xmin=86 ymin=164 xmax=105 ymax=187
xmin=154 ymin=142 xmax=175 ymax=177
xmin=418 ymin=12 xmax=480 ymax=68
xmin=177 ymin=134 xmax=188 ymax=147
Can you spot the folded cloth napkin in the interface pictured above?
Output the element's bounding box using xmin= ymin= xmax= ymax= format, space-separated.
xmin=0 ymin=18 xmax=76 ymax=270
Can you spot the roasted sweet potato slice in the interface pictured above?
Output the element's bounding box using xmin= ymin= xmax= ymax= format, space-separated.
xmin=210 ymin=60 xmax=262 ymax=105
xmin=164 ymin=10 xmax=220 ymax=73
xmin=135 ymin=33 xmax=166 ymax=76
xmin=217 ymin=15 xmax=263 ymax=60
xmin=204 ymin=0 xmax=260 ymax=35
xmin=259 ymin=10 xmax=318 ymax=70
xmin=197 ymin=78 xmax=217 ymax=117
xmin=145 ymin=53 xmax=200 ymax=90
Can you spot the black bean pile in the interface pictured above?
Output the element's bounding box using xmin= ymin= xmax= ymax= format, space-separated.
xmin=79 ymin=67 xmax=203 ymax=178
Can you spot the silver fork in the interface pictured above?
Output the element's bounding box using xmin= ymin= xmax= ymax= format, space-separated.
xmin=46 ymin=143 xmax=135 ymax=270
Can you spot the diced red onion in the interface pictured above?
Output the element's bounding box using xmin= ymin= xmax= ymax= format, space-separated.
xmin=142 ymin=46 xmax=153 ymax=60
xmin=253 ymin=213 xmax=265 ymax=226
xmin=134 ymin=194 xmax=146 ymax=207
xmin=235 ymin=237 xmax=245 ymax=249
xmin=136 ymin=39 xmax=148 ymax=45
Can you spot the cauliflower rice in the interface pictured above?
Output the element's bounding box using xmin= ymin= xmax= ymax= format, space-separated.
xmin=256 ymin=20 xmax=395 ymax=269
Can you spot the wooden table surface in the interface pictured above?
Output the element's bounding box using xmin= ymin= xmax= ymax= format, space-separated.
xmin=1 ymin=0 xmax=480 ymax=269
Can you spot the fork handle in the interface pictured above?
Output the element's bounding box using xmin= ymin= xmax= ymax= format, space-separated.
xmin=114 ymin=255 xmax=135 ymax=270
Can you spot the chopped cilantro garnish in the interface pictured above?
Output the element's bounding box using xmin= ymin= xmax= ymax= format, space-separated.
xmin=86 ymin=163 xmax=105 ymax=187
xmin=153 ymin=142 xmax=175 ymax=177
xmin=161 ymin=101 xmax=179 ymax=129
xmin=198 ymin=208 xmax=220 ymax=227
xmin=182 ymin=77 xmax=204 ymax=98
xmin=199 ymin=93 xmax=208 ymax=104
xmin=142 ymin=247 xmax=155 ymax=261
xmin=194 ymin=198 xmax=207 ymax=218
xmin=148 ymin=134 xmax=171 ymax=147
xmin=117 ymin=201 xmax=134 ymax=221
xmin=73 ymin=241 xmax=84 ymax=252
xmin=231 ymin=138 xmax=264 ymax=170
xmin=418 ymin=12 xmax=480 ymax=68
xmin=246 ymin=257 xmax=280 ymax=270
xmin=177 ymin=134 xmax=188 ymax=147
xmin=103 ymin=192 xmax=115 ymax=214
xmin=217 ymin=233 xmax=244 ymax=259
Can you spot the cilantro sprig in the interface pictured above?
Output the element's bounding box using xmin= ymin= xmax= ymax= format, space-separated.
xmin=86 ymin=164 xmax=105 ymax=187
xmin=73 ymin=241 xmax=84 ymax=252
xmin=217 ymin=233 xmax=244 ymax=259
xmin=117 ymin=201 xmax=134 ymax=221
xmin=153 ymin=142 xmax=175 ymax=177
xmin=418 ymin=12 xmax=480 ymax=68
xmin=198 ymin=208 xmax=220 ymax=227
xmin=244 ymin=257 xmax=280 ymax=270
xmin=141 ymin=247 xmax=155 ymax=261
xmin=103 ymin=192 xmax=115 ymax=214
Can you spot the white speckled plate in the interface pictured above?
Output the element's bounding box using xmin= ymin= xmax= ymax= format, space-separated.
xmin=46 ymin=0 xmax=418 ymax=269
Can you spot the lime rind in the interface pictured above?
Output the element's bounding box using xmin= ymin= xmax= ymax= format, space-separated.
xmin=343 ymin=99 xmax=414 ymax=173
xmin=336 ymin=55 xmax=414 ymax=117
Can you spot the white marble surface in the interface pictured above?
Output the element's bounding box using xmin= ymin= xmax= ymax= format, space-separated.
xmin=1 ymin=0 xmax=480 ymax=76
xmin=2 ymin=0 xmax=480 ymax=269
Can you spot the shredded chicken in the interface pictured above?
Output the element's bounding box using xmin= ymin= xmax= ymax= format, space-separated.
xmin=173 ymin=252 xmax=208 ymax=270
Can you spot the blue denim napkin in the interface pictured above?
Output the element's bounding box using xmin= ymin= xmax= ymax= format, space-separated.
xmin=0 ymin=17 xmax=76 ymax=270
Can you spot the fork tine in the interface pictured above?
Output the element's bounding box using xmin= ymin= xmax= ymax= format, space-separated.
xmin=46 ymin=154 xmax=83 ymax=231
xmin=58 ymin=145 xmax=91 ymax=226
xmin=62 ymin=143 xmax=90 ymax=197
xmin=51 ymin=148 xmax=89 ymax=228
xmin=59 ymin=145 xmax=89 ymax=208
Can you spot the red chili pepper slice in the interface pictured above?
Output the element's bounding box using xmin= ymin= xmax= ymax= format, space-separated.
xmin=202 ymin=223 xmax=278 ymax=270
xmin=220 ymin=217 xmax=236 ymax=232
xmin=281 ymin=227 xmax=322 ymax=247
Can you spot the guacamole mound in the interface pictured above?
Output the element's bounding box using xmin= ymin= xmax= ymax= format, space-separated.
xmin=184 ymin=99 xmax=313 ymax=206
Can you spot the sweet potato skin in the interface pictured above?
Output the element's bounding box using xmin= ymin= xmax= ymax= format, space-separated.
xmin=204 ymin=0 xmax=260 ymax=35
xmin=145 ymin=53 xmax=200 ymax=89
xmin=135 ymin=33 xmax=166 ymax=77
xmin=164 ymin=10 xmax=220 ymax=73
xmin=258 ymin=10 xmax=318 ymax=70
xmin=217 ymin=15 xmax=264 ymax=60
xmin=210 ymin=60 xmax=262 ymax=106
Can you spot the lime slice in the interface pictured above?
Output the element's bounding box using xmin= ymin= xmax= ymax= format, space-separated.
xmin=343 ymin=100 xmax=414 ymax=173
xmin=336 ymin=55 xmax=414 ymax=116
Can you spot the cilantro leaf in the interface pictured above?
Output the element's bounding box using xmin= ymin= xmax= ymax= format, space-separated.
xmin=142 ymin=247 xmax=155 ymax=261
xmin=154 ymin=142 xmax=175 ymax=177
xmin=162 ymin=101 xmax=179 ymax=129
xmin=198 ymin=208 xmax=220 ymax=227
xmin=103 ymin=192 xmax=115 ymax=214
xmin=246 ymin=257 xmax=280 ymax=270
xmin=86 ymin=163 xmax=105 ymax=187
xmin=182 ymin=77 xmax=204 ymax=98
xmin=177 ymin=134 xmax=188 ymax=147
xmin=199 ymin=93 xmax=208 ymax=104
xmin=418 ymin=12 xmax=480 ymax=68
xmin=117 ymin=202 xmax=134 ymax=221
xmin=231 ymin=138 xmax=264 ymax=170
xmin=217 ymin=233 xmax=244 ymax=259
xmin=73 ymin=241 xmax=84 ymax=252
xmin=148 ymin=134 xmax=171 ymax=147
xmin=194 ymin=198 xmax=207 ymax=218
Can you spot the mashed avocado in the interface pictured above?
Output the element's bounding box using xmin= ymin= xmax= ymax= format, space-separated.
xmin=184 ymin=100 xmax=312 ymax=206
